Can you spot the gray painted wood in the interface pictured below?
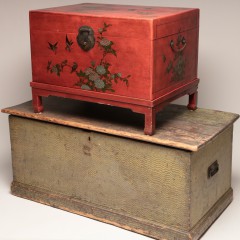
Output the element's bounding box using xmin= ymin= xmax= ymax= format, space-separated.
xmin=2 ymin=98 xmax=238 ymax=239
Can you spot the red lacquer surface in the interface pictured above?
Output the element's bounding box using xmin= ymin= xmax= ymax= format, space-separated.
xmin=30 ymin=3 xmax=199 ymax=135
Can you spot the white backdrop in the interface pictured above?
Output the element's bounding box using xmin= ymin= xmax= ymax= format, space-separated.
xmin=0 ymin=0 xmax=239 ymax=239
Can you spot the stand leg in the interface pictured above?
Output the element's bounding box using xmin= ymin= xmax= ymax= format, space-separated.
xmin=144 ymin=108 xmax=156 ymax=136
xmin=187 ymin=91 xmax=198 ymax=110
xmin=32 ymin=93 xmax=43 ymax=113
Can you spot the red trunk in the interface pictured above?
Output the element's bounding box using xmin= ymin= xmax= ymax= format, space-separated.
xmin=29 ymin=3 xmax=199 ymax=135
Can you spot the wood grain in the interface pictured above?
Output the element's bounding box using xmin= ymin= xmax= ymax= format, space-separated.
xmin=1 ymin=97 xmax=238 ymax=151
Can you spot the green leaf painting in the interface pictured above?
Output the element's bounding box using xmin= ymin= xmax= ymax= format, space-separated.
xmin=165 ymin=34 xmax=186 ymax=82
xmin=65 ymin=35 xmax=73 ymax=52
xmin=46 ymin=23 xmax=131 ymax=92
xmin=48 ymin=42 xmax=58 ymax=54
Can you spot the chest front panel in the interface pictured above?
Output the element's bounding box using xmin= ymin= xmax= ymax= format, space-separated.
xmin=30 ymin=13 xmax=152 ymax=100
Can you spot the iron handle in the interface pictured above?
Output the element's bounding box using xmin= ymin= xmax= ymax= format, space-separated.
xmin=170 ymin=37 xmax=187 ymax=53
xmin=77 ymin=26 xmax=95 ymax=51
xmin=208 ymin=160 xmax=219 ymax=178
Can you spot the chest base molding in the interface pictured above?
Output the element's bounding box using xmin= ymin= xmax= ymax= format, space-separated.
xmin=11 ymin=181 xmax=232 ymax=240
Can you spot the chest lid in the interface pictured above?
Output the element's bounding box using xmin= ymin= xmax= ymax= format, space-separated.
xmin=30 ymin=3 xmax=199 ymax=40
xmin=2 ymin=97 xmax=239 ymax=152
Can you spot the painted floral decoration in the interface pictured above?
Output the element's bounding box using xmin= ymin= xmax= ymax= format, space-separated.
xmin=47 ymin=23 xmax=130 ymax=93
xmin=163 ymin=33 xmax=186 ymax=82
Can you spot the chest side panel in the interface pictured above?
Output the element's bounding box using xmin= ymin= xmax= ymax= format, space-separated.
xmin=190 ymin=126 xmax=233 ymax=227
xmin=152 ymin=27 xmax=199 ymax=99
xmin=152 ymin=9 xmax=199 ymax=100
xmin=30 ymin=12 xmax=152 ymax=100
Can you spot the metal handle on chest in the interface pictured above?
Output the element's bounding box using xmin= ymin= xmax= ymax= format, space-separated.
xmin=170 ymin=36 xmax=187 ymax=53
xmin=77 ymin=26 xmax=95 ymax=51
xmin=208 ymin=160 xmax=219 ymax=178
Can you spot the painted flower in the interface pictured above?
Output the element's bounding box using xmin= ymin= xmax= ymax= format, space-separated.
xmin=85 ymin=67 xmax=95 ymax=75
xmin=100 ymin=38 xmax=111 ymax=47
xmin=89 ymin=72 xmax=100 ymax=81
xmin=47 ymin=22 xmax=131 ymax=93
xmin=96 ymin=65 xmax=106 ymax=75
xmin=94 ymin=79 xmax=105 ymax=89
xmin=174 ymin=56 xmax=185 ymax=77
xmin=81 ymin=84 xmax=91 ymax=90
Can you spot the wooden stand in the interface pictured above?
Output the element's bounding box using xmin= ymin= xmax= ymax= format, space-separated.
xmin=31 ymin=78 xmax=199 ymax=135
xmin=2 ymin=97 xmax=238 ymax=240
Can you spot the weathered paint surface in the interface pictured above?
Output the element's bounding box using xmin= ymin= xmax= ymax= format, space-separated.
xmin=190 ymin=126 xmax=233 ymax=227
xmin=11 ymin=182 xmax=233 ymax=240
xmin=2 ymin=101 xmax=238 ymax=240
xmin=2 ymin=98 xmax=239 ymax=151
xmin=9 ymin=116 xmax=191 ymax=229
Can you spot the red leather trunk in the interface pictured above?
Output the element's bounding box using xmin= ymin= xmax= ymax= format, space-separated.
xmin=30 ymin=3 xmax=199 ymax=135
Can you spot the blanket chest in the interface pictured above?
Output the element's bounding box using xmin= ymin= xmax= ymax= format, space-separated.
xmin=2 ymin=97 xmax=238 ymax=240
xmin=29 ymin=3 xmax=200 ymax=135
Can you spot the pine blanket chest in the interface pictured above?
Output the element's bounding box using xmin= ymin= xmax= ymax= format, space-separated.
xmin=1 ymin=97 xmax=238 ymax=240
xmin=29 ymin=3 xmax=200 ymax=135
